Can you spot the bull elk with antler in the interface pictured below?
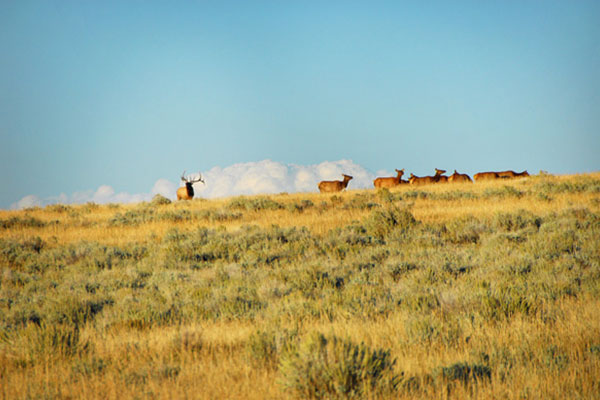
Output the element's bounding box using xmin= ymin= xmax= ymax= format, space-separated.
xmin=177 ymin=171 xmax=205 ymax=200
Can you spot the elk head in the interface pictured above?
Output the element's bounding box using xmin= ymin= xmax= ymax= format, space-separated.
xmin=177 ymin=170 xmax=205 ymax=200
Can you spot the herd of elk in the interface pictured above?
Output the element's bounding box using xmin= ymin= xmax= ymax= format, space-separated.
xmin=318 ymin=174 xmax=353 ymax=193
xmin=373 ymin=168 xmax=528 ymax=188
xmin=177 ymin=171 xmax=204 ymax=200
xmin=175 ymin=167 xmax=529 ymax=199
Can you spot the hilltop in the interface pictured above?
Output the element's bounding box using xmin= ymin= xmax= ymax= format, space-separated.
xmin=1 ymin=172 xmax=599 ymax=399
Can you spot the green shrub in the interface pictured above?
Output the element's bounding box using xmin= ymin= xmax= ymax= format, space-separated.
xmin=246 ymin=328 xmax=298 ymax=368
xmin=287 ymin=199 xmax=314 ymax=213
xmin=47 ymin=296 xmax=114 ymax=327
xmin=363 ymin=207 xmax=417 ymax=240
xmin=158 ymin=209 xmax=192 ymax=223
xmin=0 ymin=237 xmax=46 ymax=269
xmin=434 ymin=191 xmax=478 ymax=201
xmin=10 ymin=323 xmax=88 ymax=363
xmin=376 ymin=188 xmax=394 ymax=203
xmin=401 ymin=292 xmax=440 ymax=313
xmin=404 ymin=190 xmax=429 ymax=199
xmin=444 ymin=216 xmax=488 ymax=244
xmin=534 ymin=177 xmax=600 ymax=195
xmin=343 ymin=192 xmax=380 ymax=210
xmin=172 ymin=330 xmax=203 ymax=354
xmin=494 ymin=210 xmax=542 ymax=232
xmin=483 ymin=185 xmax=524 ymax=199
xmin=151 ymin=194 xmax=172 ymax=206
xmin=543 ymin=345 xmax=569 ymax=371
xmin=46 ymin=204 xmax=73 ymax=213
xmin=227 ymin=196 xmax=284 ymax=211
xmin=480 ymin=286 xmax=539 ymax=321
xmin=434 ymin=362 xmax=491 ymax=385
xmin=71 ymin=356 xmax=110 ymax=377
xmin=109 ymin=208 xmax=155 ymax=226
xmin=388 ymin=262 xmax=418 ymax=282
xmin=279 ymin=332 xmax=400 ymax=399
xmin=0 ymin=216 xmax=48 ymax=229
xmin=200 ymin=209 xmax=243 ymax=222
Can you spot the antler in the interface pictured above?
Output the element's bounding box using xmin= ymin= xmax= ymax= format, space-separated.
xmin=181 ymin=170 xmax=188 ymax=182
xmin=190 ymin=172 xmax=204 ymax=184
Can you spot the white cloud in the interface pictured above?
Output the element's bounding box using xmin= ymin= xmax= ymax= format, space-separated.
xmin=152 ymin=179 xmax=177 ymax=198
xmin=194 ymin=159 xmax=376 ymax=198
xmin=10 ymin=159 xmax=377 ymax=209
xmin=13 ymin=195 xmax=43 ymax=209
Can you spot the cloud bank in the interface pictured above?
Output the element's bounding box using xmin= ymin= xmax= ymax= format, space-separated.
xmin=10 ymin=160 xmax=381 ymax=209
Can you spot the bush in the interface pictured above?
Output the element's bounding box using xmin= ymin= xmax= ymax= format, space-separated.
xmin=200 ymin=209 xmax=243 ymax=222
xmin=0 ymin=216 xmax=48 ymax=229
xmin=227 ymin=196 xmax=284 ymax=211
xmin=444 ymin=216 xmax=488 ymax=244
xmin=279 ymin=332 xmax=400 ymax=399
xmin=363 ymin=207 xmax=417 ymax=240
xmin=483 ymin=185 xmax=524 ymax=199
xmin=494 ymin=210 xmax=542 ymax=232
xmin=287 ymin=200 xmax=314 ymax=213
xmin=158 ymin=210 xmax=193 ymax=223
xmin=480 ymin=286 xmax=539 ymax=321
xmin=434 ymin=362 xmax=491 ymax=385
xmin=109 ymin=208 xmax=155 ymax=226
xmin=9 ymin=323 xmax=88 ymax=363
xmin=151 ymin=194 xmax=172 ymax=206
xmin=388 ymin=262 xmax=418 ymax=282
xmin=246 ymin=328 xmax=298 ymax=368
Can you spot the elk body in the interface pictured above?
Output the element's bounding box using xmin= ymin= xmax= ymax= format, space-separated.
xmin=373 ymin=169 xmax=406 ymax=188
xmin=473 ymin=171 xmax=500 ymax=181
xmin=409 ymin=173 xmax=435 ymax=186
xmin=497 ymin=170 xmax=530 ymax=179
xmin=409 ymin=168 xmax=447 ymax=186
xmin=177 ymin=171 xmax=204 ymax=200
xmin=435 ymin=168 xmax=449 ymax=183
xmin=448 ymin=170 xmax=473 ymax=183
xmin=318 ymin=174 xmax=353 ymax=193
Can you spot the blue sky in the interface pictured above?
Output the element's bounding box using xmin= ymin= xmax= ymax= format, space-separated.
xmin=2 ymin=1 xmax=599 ymax=208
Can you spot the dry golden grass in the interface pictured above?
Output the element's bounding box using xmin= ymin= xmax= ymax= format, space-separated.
xmin=1 ymin=172 xmax=599 ymax=399
xmin=3 ymin=172 xmax=598 ymax=245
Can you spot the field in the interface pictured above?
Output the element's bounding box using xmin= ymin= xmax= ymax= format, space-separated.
xmin=1 ymin=172 xmax=600 ymax=399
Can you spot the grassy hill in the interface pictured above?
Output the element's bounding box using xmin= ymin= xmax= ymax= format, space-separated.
xmin=1 ymin=173 xmax=599 ymax=399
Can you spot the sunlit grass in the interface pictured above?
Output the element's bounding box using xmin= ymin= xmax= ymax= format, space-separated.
xmin=1 ymin=172 xmax=599 ymax=399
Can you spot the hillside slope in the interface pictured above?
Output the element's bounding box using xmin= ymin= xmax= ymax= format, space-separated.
xmin=1 ymin=173 xmax=599 ymax=399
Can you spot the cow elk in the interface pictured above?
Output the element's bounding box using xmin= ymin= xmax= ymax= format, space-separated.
xmin=409 ymin=168 xmax=447 ymax=186
xmin=318 ymin=174 xmax=353 ymax=193
xmin=374 ymin=169 xmax=406 ymax=188
xmin=177 ymin=171 xmax=204 ymax=200
xmin=497 ymin=170 xmax=530 ymax=179
xmin=434 ymin=168 xmax=448 ymax=183
xmin=448 ymin=170 xmax=473 ymax=183
xmin=473 ymin=171 xmax=500 ymax=182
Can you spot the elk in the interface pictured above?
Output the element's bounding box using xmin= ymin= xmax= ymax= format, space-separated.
xmin=497 ymin=170 xmax=530 ymax=179
xmin=409 ymin=173 xmax=435 ymax=186
xmin=409 ymin=168 xmax=446 ymax=186
xmin=373 ymin=169 xmax=406 ymax=188
xmin=434 ymin=168 xmax=448 ymax=183
xmin=177 ymin=171 xmax=204 ymax=200
xmin=318 ymin=174 xmax=353 ymax=193
xmin=473 ymin=171 xmax=500 ymax=181
xmin=448 ymin=170 xmax=473 ymax=183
